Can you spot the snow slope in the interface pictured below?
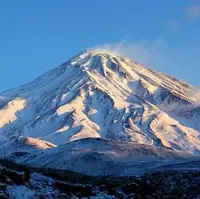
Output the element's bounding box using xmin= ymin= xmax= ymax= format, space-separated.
xmin=0 ymin=137 xmax=194 ymax=176
xmin=0 ymin=49 xmax=200 ymax=155
xmin=0 ymin=136 xmax=56 ymax=159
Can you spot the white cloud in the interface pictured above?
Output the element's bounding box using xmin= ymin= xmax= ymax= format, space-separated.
xmin=90 ymin=40 xmax=164 ymax=68
xmin=186 ymin=5 xmax=200 ymax=20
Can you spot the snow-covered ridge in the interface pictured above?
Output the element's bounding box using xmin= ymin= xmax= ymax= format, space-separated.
xmin=0 ymin=49 xmax=199 ymax=156
xmin=0 ymin=136 xmax=56 ymax=159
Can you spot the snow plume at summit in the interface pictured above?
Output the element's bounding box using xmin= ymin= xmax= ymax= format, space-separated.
xmin=90 ymin=40 xmax=164 ymax=68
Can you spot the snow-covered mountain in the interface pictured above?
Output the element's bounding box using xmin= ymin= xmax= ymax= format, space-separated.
xmin=0 ymin=49 xmax=200 ymax=175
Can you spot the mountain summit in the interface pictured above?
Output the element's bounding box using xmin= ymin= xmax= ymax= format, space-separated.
xmin=0 ymin=49 xmax=200 ymax=155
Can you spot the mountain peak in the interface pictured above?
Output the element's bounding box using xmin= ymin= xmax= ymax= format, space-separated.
xmin=85 ymin=48 xmax=120 ymax=57
xmin=70 ymin=48 xmax=127 ymax=63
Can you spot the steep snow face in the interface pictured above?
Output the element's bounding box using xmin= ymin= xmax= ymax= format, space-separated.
xmin=0 ymin=49 xmax=200 ymax=154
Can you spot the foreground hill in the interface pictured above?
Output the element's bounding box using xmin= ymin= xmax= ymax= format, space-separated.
xmin=0 ymin=159 xmax=200 ymax=199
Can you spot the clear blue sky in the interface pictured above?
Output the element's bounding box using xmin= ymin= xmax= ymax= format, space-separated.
xmin=0 ymin=0 xmax=199 ymax=91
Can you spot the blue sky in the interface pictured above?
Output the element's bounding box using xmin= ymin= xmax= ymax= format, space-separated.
xmin=0 ymin=0 xmax=199 ymax=91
